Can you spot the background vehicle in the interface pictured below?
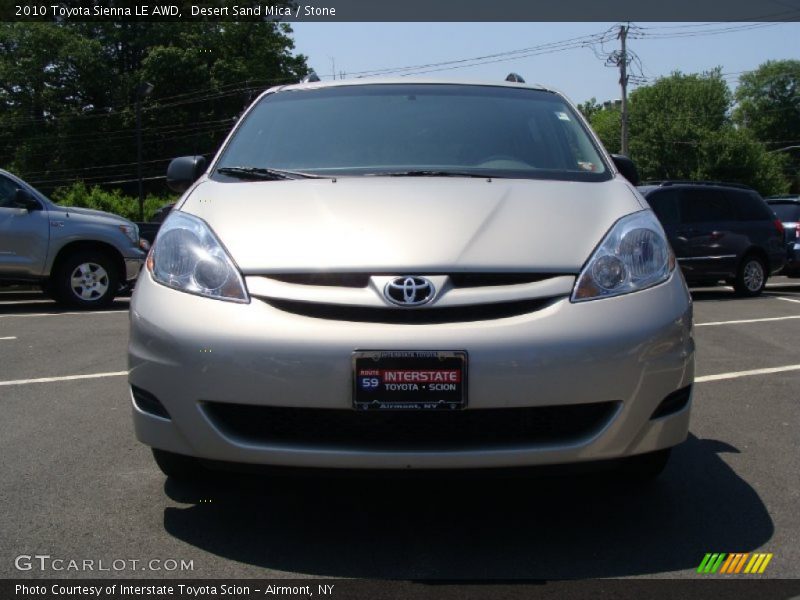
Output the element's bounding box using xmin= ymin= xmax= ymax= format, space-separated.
xmin=0 ymin=169 xmax=146 ymax=308
xmin=765 ymin=195 xmax=800 ymax=277
xmin=639 ymin=181 xmax=786 ymax=296
xmin=136 ymin=203 xmax=175 ymax=245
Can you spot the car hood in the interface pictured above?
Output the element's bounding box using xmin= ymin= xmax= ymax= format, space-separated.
xmin=180 ymin=177 xmax=644 ymax=273
xmin=53 ymin=205 xmax=134 ymax=226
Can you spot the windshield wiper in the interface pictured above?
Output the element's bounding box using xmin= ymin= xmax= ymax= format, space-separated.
xmin=217 ymin=166 xmax=322 ymax=180
xmin=364 ymin=170 xmax=500 ymax=178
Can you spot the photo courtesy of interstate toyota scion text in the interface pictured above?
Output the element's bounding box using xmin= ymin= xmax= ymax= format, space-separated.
xmin=128 ymin=77 xmax=694 ymax=481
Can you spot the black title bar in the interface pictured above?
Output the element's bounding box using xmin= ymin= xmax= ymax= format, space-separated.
xmin=3 ymin=0 xmax=800 ymax=22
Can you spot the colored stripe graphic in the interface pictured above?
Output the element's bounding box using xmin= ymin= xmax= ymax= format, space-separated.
xmin=735 ymin=553 xmax=750 ymax=573
xmin=745 ymin=555 xmax=759 ymax=573
xmin=701 ymin=553 xmax=773 ymax=574
xmin=722 ymin=553 xmax=741 ymax=574
xmin=758 ymin=554 xmax=773 ymax=573
xmin=697 ymin=554 xmax=712 ymax=573
xmin=719 ymin=554 xmax=736 ymax=573
xmin=709 ymin=554 xmax=726 ymax=573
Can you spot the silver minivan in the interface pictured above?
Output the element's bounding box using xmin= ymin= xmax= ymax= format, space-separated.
xmin=129 ymin=78 xmax=694 ymax=480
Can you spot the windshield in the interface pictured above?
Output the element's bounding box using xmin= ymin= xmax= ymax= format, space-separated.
xmin=770 ymin=203 xmax=800 ymax=221
xmin=214 ymin=84 xmax=610 ymax=182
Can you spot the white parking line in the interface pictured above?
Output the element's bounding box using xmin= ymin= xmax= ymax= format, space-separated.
xmin=0 ymin=361 xmax=797 ymax=388
xmin=0 ymin=336 xmax=17 ymax=340
xmin=775 ymin=297 xmax=800 ymax=304
xmin=0 ymin=299 xmax=55 ymax=305
xmin=696 ymin=315 xmax=800 ymax=327
xmin=696 ymin=364 xmax=800 ymax=383
xmin=0 ymin=297 xmax=130 ymax=305
xmin=0 ymin=310 xmax=127 ymax=318
xmin=0 ymin=371 xmax=128 ymax=387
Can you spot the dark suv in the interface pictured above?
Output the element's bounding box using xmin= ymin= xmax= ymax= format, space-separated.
xmin=765 ymin=195 xmax=800 ymax=277
xmin=638 ymin=181 xmax=785 ymax=296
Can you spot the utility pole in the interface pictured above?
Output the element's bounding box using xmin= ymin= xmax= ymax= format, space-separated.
xmin=618 ymin=23 xmax=629 ymax=156
xmin=135 ymin=82 xmax=153 ymax=222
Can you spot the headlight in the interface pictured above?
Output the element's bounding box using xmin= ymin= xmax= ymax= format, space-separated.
xmin=572 ymin=210 xmax=675 ymax=302
xmin=119 ymin=224 xmax=139 ymax=243
xmin=147 ymin=211 xmax=248 ymax=303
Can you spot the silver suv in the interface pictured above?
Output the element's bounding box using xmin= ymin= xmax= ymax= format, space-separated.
xmin=0 ymin=169 xmax=146 ymax=308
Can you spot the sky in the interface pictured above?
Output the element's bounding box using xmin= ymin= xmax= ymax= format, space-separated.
xmin=290 ymin=22 xmax=799 ymax=104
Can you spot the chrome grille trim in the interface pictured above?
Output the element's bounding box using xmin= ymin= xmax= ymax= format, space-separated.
xmin=245 ymin=274 xmax=575 ymax=309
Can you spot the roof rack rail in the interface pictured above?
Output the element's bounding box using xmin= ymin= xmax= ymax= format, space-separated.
xmin=300 ymin=71 xmax=320 ymax=83
xmin=765 ymin=194 xmax=800 ymax=200
xmin=641 ymin=180 xmax=755 ymax=191
xmin=505 ymin=73 xmax=525 ymax=83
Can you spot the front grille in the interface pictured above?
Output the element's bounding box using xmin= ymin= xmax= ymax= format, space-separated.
xmin=202 ymin=401 xmax=619 ymax=451
xmin=448 ymin=273 xmax=566 ymax=287
xmin=267 ymin=273 xmax=371 ymax=287
xmin=260 ymin=297 xmax=556 ymax=324
xmin=262 ymin=272 xmax=565 ymax=289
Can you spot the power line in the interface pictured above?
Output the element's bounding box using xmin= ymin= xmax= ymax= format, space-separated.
xmin=333 ymin=28 xmax=619 ymax=79
xmin=0 ymin=117 xmax=236 ymax=148
xmin=630 ymin=22 xmax=792 ymax=40
xmin=0 ymin=76 xmax=296 ymax=126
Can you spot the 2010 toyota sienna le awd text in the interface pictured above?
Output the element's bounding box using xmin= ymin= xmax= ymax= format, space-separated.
xmin=128 ymin=79 xmax=694 ymax=481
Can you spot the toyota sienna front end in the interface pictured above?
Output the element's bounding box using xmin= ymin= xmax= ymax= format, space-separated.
xmin=128 ymin=79 xmax=694 ymax=480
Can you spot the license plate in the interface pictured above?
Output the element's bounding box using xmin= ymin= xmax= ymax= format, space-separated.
xmin=353 ymin=350 xmax=467 ymax=410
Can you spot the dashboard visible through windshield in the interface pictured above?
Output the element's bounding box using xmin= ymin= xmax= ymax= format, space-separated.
xmin=213 ymin=84 xmax=611 ymax=183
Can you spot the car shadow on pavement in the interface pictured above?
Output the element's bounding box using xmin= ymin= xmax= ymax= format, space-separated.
xmin=161 ymin=433 xmax=773 ymax=579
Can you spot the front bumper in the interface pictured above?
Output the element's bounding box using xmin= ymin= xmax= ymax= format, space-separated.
xmin=124 ymin=255 xmax=145 ymax=282
xmin=128 ymin=270 xmax=694 ymax=469
xmin=782 ymin=243 xmax=800 ymax=276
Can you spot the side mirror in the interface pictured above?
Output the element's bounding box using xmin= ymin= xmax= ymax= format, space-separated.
xmin=611 ymin=154 xmax=640 ymax=186
xmin=166 ymin=156 xmax=207 ymax=194
xmin=14 ymin=188 xmax=40 ymax=211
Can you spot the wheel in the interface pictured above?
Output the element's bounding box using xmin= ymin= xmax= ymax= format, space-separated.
xmin=52 ymin=250 xmax=119 ymax=308
xmin=733 ymin=254 xmax=766 ymax=297
xmin=152 ymin=449 xmax=202 ymax=480
xmin=616 ymin=449 xmax=671 ymax=482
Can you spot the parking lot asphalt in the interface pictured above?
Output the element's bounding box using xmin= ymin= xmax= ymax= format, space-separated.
xmin=1 ymin=279 xmax=799 ymax=580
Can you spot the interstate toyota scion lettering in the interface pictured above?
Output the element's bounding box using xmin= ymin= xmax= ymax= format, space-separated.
xmin=129 ymin=77 xmax=694 ymax=480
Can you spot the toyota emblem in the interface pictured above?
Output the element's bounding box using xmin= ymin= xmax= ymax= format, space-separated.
xmin=384 ymin=276 xmax=435 ymax=307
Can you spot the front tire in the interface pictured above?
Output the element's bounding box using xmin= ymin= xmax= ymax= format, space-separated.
xmin=733 ymin=254 xmax=766 ymax=297
xmin=152 ymin=449 xmax=202 ymax=480
xmin=52 ymin=251 xmax=119 ymax=308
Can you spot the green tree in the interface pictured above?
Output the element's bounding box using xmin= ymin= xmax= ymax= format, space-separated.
xmin=627 ymin=70 xmax=731 ymax=180
xmin=577 ymin=97 xmax=621 ymax=153
xmin=0 ymin=20 xmax=308 ymax=198
xmin=695 ymin=128 xmax=789 ymax=195
xmin=734 ymin=59 xmax=800 ymax=191
xmin=589 ymin=103 xmax=622 ymax=155
xmin=50 ymin=181 xmax=173 ymax=221
xmin=0 ymin=24 xmax=108 ymax=176
xmin=577 ymin=97 xmax=601 ymax=121
xmin=581 ymin=69 xmax=791 ymax=194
